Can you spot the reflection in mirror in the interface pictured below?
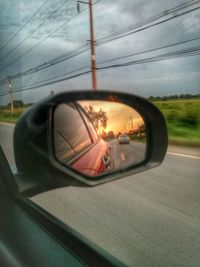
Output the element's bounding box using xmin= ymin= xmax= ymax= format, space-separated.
xmin=53 ymin=101 xmax=147 ymax=177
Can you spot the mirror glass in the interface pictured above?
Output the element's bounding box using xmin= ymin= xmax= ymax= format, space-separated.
xmin=53 ymin=101 xmax=147 ymax=177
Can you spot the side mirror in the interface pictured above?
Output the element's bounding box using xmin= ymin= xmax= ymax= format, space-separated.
xmin=14 ymin=91 xmax=168 ymax=189
xmin=53 ymin=101 xmax=147 ymax=176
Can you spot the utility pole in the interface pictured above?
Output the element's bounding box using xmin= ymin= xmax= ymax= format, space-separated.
xmin=8 ymin=76 xmax=14 ymax=114
xmin=89 ymin=0 xmax=97 ymax=90
xmin=77 ymin=0 xmax=97 ymax=90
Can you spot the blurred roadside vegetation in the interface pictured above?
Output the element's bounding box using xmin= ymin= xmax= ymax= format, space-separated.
xmin=0 ymin=100 xmax=31 ymax=123
xmin=0 ymin=107 xmax=25 ymax=123
xmin=0 ymin=97 xmax=200 ymax=147
xmin=153 ymin=99 xmax=200 ymax=147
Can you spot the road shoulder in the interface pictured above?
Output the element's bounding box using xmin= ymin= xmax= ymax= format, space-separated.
xmin=0 ymin=121 xmax=16 ymax=127
xmin=167 ymin=145 xmax=200 ymax=158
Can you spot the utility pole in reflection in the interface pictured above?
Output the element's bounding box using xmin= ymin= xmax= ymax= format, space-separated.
xmin=124 ymin=121 xmax=127 ymax=133
xmin=131 ymin=116 xmax=134 ymax=130
xmin=8 ymin=76 xmax=14 ymax=114
xmin=77 ymin=0 xmax=97 ymax=90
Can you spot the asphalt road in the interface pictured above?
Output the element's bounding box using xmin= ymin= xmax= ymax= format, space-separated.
xmin=108 ymin=139 xmax=146 ymax=169
xmin=0 ymin=123 xmax=200 ymax=267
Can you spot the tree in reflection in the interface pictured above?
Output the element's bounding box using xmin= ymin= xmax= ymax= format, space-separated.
xmin=84 ymin=105 xmax=108 ymax=131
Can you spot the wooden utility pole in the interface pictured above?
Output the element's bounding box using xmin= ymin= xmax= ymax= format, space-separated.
xmin=8 ymin=76 xmax=14 ymax=114
xmin=89 ymin=0 xmax=97 ymax=90
xmin=77 ymin=0 xmax=97 ymax=90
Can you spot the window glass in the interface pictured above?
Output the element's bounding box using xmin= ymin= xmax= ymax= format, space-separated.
xmin=0 ymin=1 xmax=199 ymax=266
xmin=54 ymin=103 xmax=91 ymax=164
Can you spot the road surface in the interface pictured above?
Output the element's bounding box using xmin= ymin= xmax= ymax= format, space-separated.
xmin=108 ymin=139 xmax=146 ymax=169
xmin=0 ymin=123 xmax=200 ymax=266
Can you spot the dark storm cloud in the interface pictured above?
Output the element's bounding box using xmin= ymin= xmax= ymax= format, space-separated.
xmin=0 ymin=0 xmax=200 ymax=104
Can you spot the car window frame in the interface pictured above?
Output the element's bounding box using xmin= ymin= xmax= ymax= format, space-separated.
xmin=0 ymin=146 xmax=125 ymax=267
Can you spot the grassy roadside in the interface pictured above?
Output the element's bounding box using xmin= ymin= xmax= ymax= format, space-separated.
xmin=0 ymin=108 xmax=25 ymax=123
xmin=153 ymin=99 xmax=200 ymax=147
xmin=0 ymin=99 xmax=200 ymax=147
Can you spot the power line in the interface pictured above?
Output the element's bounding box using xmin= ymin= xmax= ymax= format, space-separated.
xmin=0 ymin=0 xmax=50 ymax=51
xmin=0 ymin=6 xmax=89 ymax=72
xmin=0 ymin=88 xmax=9 ymax=95
xmin=0 ymin=77 xmax=8 ymax=87
xmin=97 ymin=0 xmax=200 ymax=43
xmin=0 ymin=0 xmax=67 ymax=63
xmin=98 ymin=36 xmax=200 ymax=65
xmin=1 ymin=44 xmax=199 ymax=97
xmin=2 ymin=0 xmax=199 ymax=74
xmin=0 ymin=1 xmax=102 ymax=83
xmin=101 ymin=8 xmax=200 ymax=45
xmin=96 ymin=1 xmax=200 ymax=45
xmin=97 ymin=0 xmax=199 ymax=42
xmin=1 ymin=0 xmax=199 ymax=83
xmin=1 ymin=0 xmax=198 ymax=74
xmin=6 ymin=36 xmax=200 ymax=80
xmin=0 ymin=0 xmax=100 ymax=71
xmin=96 ymin=46 xmax=200 ymax=70
xmin=20 ymin=65 xmax=90 ymax=85
xmin=11 ymin=65 xmax=90 ymax=93
xmin=11 ymin=43 xmax=88 ymax=79
xmin=1 ymin=70 xmax=91 ymax=96
xmin=0 ymin=36 xmax=199 ymax=86
xmin=5 ymin=46 xmax=200 ymax=98
xmin=0 ymin=92 xmax=9 ymax=97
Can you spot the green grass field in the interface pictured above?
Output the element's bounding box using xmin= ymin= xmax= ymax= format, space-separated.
xmin=0 ymin=99 xmax=200 ymax=147
xmin=153 ymin=99 xmax=200 ymax=147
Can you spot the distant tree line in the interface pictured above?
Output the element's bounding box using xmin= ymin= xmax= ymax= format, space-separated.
xmin=1 ymin=93 xmax=199 ymax=108
xmin=148 ymin=93 xmax=200 ymax=101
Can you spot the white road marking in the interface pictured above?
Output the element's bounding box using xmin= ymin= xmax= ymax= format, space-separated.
xmin=120 ymin=153 xmax=126 ymax=161
xmin=167 ymin=152 xmax=200 ymax=160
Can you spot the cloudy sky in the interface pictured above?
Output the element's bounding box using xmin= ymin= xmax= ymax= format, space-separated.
xmin=0 ymin=0 xmax=200 ymax=104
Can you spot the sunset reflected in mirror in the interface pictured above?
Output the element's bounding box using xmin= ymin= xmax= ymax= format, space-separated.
xmin=79 ymin=100 xmax=145 ymax=137
xmin=54 ymin=101 xmax=147 ymax=177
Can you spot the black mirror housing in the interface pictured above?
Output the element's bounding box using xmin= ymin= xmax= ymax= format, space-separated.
xmin=14 ymin=91 xmax=168 ymax=191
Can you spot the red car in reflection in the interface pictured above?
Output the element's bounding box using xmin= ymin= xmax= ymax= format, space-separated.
xmin=72 ymin=139 xmax=111 ymax=176
xmin=54 ymin=102 xmax=112 ymax=176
